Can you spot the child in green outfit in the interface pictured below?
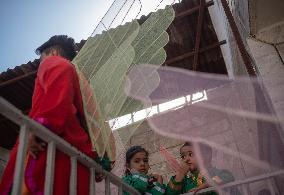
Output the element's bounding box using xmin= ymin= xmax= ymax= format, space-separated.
xmin=122 ymin=146 xmax=166 ymax=195
xmin=166 ymin=142 xmax=236 ymax=195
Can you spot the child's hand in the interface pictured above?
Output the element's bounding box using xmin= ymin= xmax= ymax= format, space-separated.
xmin=179 ymin=161 xmax=191 ymax=176
xmin=188 ymin=187 xmax=201 ymax=194
xmin=175 ymin=161 xmax=191 ymax=182
xmin=95 ymin=171 xmax=105 ymax=182
xmin=28 ymin=134 xmax=46 ymax=159
xmin=212 ymin=176 xmax=223 ymax=184
xmin=188 ymin=183 xmax=210 ymax=194
xmin=150 ymin=174 xmax=163 ymax=184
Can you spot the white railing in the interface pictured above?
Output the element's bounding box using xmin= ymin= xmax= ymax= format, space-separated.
xmin=184 ymin=169 xmax=284 ymax=195
xmin=0 ymin=97 xmax=139 ymax=195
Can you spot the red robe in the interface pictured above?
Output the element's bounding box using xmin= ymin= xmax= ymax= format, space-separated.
xmin=0 ymin=56 xmax=97 ymax=195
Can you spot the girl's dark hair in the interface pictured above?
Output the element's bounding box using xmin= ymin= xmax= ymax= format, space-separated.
xmin=35 ymin=35 xmax=77 ymax=61
xmin=180 ymin=142 xmax=192 ymax=152
xmin=125 ymin=145 xmax=148 ymax=175
xmin=180 ymin=142 xmax=213 ymax=160
xmin=182 ymin=142 xmax=192 ymax=148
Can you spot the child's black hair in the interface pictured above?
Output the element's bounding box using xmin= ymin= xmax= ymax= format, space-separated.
xmin=182 ymin=142 xmax=192 ymax=147
xmin=180 ymin=142 xmax=192 ymax=153
xmin=35 ymin=35 xmax=77 ymax=61
xmin=125 ymin=145 xmax=149 ymax=175
xmin=180 ymin=142 xmax=213 ymax=162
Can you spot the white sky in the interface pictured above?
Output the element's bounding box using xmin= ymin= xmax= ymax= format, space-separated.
xmin=109 ymin=90 xmax=208 ymax=130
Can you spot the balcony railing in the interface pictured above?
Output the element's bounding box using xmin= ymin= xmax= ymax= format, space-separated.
xmin=184 ymin=165 xmax=284 ymax=194
xmin=0 ymin=97 xmax=139 ymax=195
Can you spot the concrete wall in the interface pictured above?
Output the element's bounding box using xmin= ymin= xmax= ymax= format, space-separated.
xmin=255 ymin=0 xmax=284 ymax=31
xmin=247 ymin=39 xmax=284 ymax=130
xmin=246 ymin=0 xmax=284 ymax=136
xmin=250 ymin=0 xmax=284 ymax=41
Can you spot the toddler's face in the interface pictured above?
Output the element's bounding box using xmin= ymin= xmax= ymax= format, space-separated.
xmin=129 ymin=151 xmax=149 ymax=174
xmin=180 ymin=145 xmax=198 ymax=172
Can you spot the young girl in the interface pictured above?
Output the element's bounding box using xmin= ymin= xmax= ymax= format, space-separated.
xmin=122 ymin=145 xmax=166 ymax=195
xmin=166 ymin=142 xmax=235 ymax=195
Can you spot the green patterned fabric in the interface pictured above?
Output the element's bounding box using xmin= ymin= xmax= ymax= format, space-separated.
xmin=122 ymin=173 xmax=166 ymax=195
xmin=166 ymin=171 xmax=216 ymax=195
xmin=166 ymin=168 xmax=238 ymax=195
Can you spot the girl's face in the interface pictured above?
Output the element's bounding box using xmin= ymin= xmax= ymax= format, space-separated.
xmin=180 ymin=146 xmax=198 ymax=171
xmin=128 ymin=151 xmax=149 ymax=174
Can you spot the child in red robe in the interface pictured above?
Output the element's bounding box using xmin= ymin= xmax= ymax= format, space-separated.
xmin=0 ymin=35 xmax=99 ymax=195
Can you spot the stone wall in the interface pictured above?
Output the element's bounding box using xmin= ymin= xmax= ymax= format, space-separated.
xmin=247 ymin=39 xmax=284 ymax=131
xmin=114 ymin=121 xmax=183 ymax=181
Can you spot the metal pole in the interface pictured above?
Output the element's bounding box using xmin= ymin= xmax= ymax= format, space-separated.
xmin=266 ymin=178 xmax=278 ymax=195
xmin=11 ymin=125 xmax=29 ymax=195
xmin=90 ymin=168 xmax=96 ymax=195
xmin=44 ymin=141 xmax=56 ymax=195
xmin=105 ymin=176 xmax=111 ymax=195
xmin=118 ymin=185 xmax=123 ymax=195
xmin=70 ymin=157 xmax=77 ymax=195
xmin=220 ymin=0 xmax=257 ymax=76
xmin=193 ymin=0 xmax=206 ymax=71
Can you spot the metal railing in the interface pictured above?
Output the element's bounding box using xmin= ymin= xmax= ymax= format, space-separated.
xmin=0 ymin=97 xmax=139 ymax=195
xmin=184 ymin=169 xmax=284 ymax=195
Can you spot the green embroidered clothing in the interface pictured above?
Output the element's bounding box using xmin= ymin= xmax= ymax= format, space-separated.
xmin=166 ymin=171 xmax=215 ymax=195
xmin=166 ymin=168 xmax=238 ymax=195
xmin=122 ymin=173 xmax=166 ymax=195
